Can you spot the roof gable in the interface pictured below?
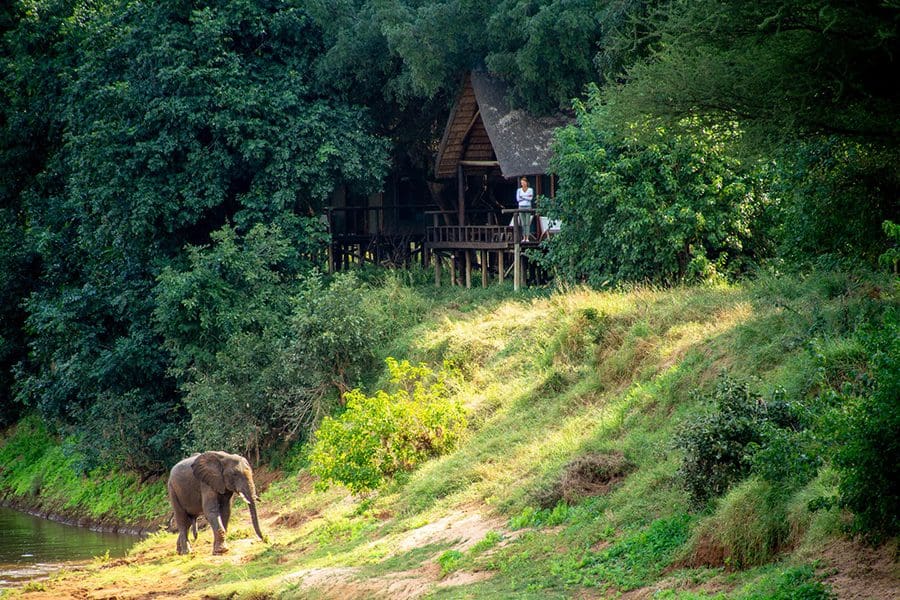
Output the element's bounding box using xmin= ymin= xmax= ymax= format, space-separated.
xmin=435 ymin=72 xmax=571 ymax=179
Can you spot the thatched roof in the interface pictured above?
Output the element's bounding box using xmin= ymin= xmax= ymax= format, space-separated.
xmin=434 ymin=71 xmax=571 ymax=179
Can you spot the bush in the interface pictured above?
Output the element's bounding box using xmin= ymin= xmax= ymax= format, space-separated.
xmin=542 ymin=89 xmax=773 ymax=285
xmin=284 ymin=271 xmax=385 ymax=399
xmin=673 ymin=377 xmax=798 ymax=506
xmin=827 ymin=309 xmax=900 ymax=538
xmin=309 ymin=358 xmax=467 ymax=494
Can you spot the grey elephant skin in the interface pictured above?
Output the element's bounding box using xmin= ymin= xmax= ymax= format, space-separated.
xmin=167 ymin=451 xmax=265 ymax=555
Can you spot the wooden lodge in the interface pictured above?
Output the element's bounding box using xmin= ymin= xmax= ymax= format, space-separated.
xmin=326 ymin=71 xmax=570 ymax=289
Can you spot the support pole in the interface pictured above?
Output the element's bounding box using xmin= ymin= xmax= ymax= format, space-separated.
xmin=450 ymin=255 xmax=457 ymax=286
xmin=498 ymin=251 xmax=505 ymax=284
xmin=434 ymin=253 xmax=441 ymax=287
xmin=514 ymin=242 xmax=521 ymax=292
xmin=481 ymin=250 xmax=488 ymax=288
xmin=465 ymin=251 xmax=472 ymax=289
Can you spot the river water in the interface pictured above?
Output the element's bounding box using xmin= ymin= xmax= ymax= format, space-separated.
xmin=0 ymin=506 xmax=139 ymax=588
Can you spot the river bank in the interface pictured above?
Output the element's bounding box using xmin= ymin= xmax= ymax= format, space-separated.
xmin=0 ymin=497 xmax=162 ymax=538
xmin=0 ymin=417 xmax=171 ymax=541
xmin=0 ymin=506 xmax=140 ymax=590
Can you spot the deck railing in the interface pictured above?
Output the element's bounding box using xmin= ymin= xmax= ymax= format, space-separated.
xmin=426 ymin=225 xmax=516 ymax=248
xmin=424 ymin=208 xmax=540 ymax=250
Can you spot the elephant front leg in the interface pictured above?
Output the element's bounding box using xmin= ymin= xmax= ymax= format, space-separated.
xmin=212 ymin=521 xmax=228 ymax=555
xmin=205 ymin=508 xmax=228 ymax=555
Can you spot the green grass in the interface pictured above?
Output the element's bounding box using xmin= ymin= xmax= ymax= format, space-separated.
xmin=1 ymin=269 xmax=895 ymax=599
xmin=0 ymin=416 xmax=169 ymax=525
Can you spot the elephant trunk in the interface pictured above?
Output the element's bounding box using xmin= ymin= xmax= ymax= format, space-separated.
xmin=248 ymin=499 xmax=263 ymax=540
xmin=239 ymin=484 xmax=263 ymax=541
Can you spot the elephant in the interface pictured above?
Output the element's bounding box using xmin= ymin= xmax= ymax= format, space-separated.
xmin=167 ymin=451 xmax=264 ymax=555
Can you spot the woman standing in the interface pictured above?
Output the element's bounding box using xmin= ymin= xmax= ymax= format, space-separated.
xmin=516 ymin=176 xmax=534 ymax=242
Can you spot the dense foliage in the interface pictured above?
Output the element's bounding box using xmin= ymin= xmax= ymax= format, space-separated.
xmin=543 ymin=93 xmax=770 ymax=284
xmin=827 ymin=311 xmax=900 ymax=538
xmin=674 ymin=311 xmax=900 ymax=538
xmin=2 ymin=0 xmax=388 ymax=472
xmin=673 ymin=378 xmax=799 ymax=507
xmin=310 ymin=358 xmax=467 ymax=493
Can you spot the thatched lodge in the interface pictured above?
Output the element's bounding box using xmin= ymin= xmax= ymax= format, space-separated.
xmin=327 ymin=71 xmax=570 ymax=288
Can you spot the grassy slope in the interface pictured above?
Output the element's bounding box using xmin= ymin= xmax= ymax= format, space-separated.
xmin=2 ymin=271 xmax=897 ymax=599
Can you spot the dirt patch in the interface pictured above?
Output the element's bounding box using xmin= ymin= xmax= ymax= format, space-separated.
xmin=395 ymin=510 xmax=506 ymax=553
xmin=286 ymin=565 xmax=441 ymax=600
xmin=285 ymin=509 xmax=508 ymax=599
xmin=273 ymin=508 xmax=320 ymax=529
xmin=534 ymin=452 xmax=635 ymax=508
xmin=677 ymin=530 xmax=729 ymax=569
xmin=820 ymin=538 xmax=899 ymax=600
xmin=435 ymin=570 xmax=494 ymax=589
xmin=249 ymin=465 xmax=281 ymax=495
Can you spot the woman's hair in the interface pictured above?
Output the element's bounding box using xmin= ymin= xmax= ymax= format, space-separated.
xmin=520 ymin=177 xmax=528 ymax=184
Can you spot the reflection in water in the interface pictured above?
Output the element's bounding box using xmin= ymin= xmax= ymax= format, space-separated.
xmin=0 ymin=506 xmax=139 ymax=588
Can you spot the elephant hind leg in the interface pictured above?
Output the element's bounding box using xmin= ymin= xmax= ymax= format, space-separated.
xmin=170 ymin=498 xmax=194 ymax=554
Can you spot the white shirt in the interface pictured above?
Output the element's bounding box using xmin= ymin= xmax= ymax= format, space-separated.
xmin=516 ymin=187 xmax=533 ymax=207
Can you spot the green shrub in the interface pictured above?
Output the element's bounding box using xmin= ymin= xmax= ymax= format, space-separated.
xmin=673 ymin=377 xmax=798 ymax=506
xmin=827 ymin=309 xmax=900 ymax=538
xmin=543 ymin=90 xmax=772 ymax=285
xmin=309 ymin=358 xmax=467 ymax=494
xmin=737 ymin=563 xmax=834 ymax=600
xmin=286 ymin=271 xmax=385 ymax=396
xmin=437 ymin=549 xmax=464 ymax=576
xmin=879 ymin=220 xmax=900 ymax=273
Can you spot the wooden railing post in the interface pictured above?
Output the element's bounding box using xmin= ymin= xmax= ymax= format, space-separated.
xmin=450 ymin=254 xmax=457 ymax=286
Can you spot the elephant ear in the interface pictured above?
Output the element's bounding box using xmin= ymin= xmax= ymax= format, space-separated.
xmin=192 ymin=452 xmax=227 ymax=494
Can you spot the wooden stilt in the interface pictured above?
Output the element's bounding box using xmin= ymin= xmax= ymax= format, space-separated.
xmin=465 ymin=251 xmax=472 ymax=289
xmin=514 ymin=242 xmax=521 ymax=292
xmin=450 ymin=255 xmax=457 ymax=286
xmin=327 ymin=244 xmax=335 ymax=274
xmin=481 ymin=250 xmax=488 ymax=288
xmin=498 ymin=251 xmax=505 ymax=284
xmin=434 ymin=254 xmax=441 ymax=287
